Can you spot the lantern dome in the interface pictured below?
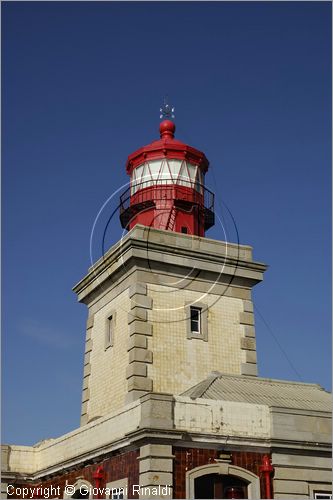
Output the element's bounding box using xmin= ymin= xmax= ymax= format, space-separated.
xmin=120 ymin=119 xmax=214 ymax=237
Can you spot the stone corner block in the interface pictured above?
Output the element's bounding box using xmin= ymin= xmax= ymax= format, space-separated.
xmin=243 ymin=300 xmax=254 ymax=313
xmin=81 ymin=400 xmax=88 ymax=415
xmin=86 ymin=315 xmax=94 ymax=329
xmin=240 ymin=337 xmax=256 ymax=351
xmin=245 ymin=350 xmax=257 ymax=364
xmin=125 ymin=390 xmax=148 ymax=404
xmin=129 ymin=348 xmax=153 ymax=364
xmin=241 ymin=363 xmax=258 ymax=376
xmin=139 ymin=458 xmax=173 ymax=473
xmin=130 ymin=321 xmax=153 ymax=336
xmin=128 ymin=376 xmax=153 ymax=392
xmin=243 ymin=325 xmax=255 ymax=338
xmin=131 ymin=296 xmax=153 ymax=310
xmin=139 ymin=471 xmax=173 ymax=487
xmin=82 ymin=387 xmax=90 ymax=403
xmin=239 ymin=312 xmax=255 ymax=326
xmin=128 ymin=308 xmax=148 ymax=324
xmin=80 ymin=414 xmax=89 ymax=426
xmin=140 ymin=393 xmax=173 ymax=430
xmin=128 ymin=335 xmax=148 ymax=351
xmin=129 ymin=283 xmax=147 ymax=298
xmin=139 ymin=444 xmax=174 ymax=459
xmin=126 ymin=362 xmax=148 ymax=379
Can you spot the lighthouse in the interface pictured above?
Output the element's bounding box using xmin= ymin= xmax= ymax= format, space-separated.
xmin=3 ymin=106 xmax=331 ymax=500
xmin=119 ymin=116 xmax=214 ymax=236
xmin=71 ymin=105 xmax=269 ymax=427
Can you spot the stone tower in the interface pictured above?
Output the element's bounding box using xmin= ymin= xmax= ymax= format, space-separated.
xmin=4 ymin=114 xmax=330 ymax=500
xmin=73 ymin=119 xmax=267 ymax=426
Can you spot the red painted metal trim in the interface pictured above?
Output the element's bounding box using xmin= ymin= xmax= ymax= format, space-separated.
xmin=130 ymin=184 xmax=204 ymax=207
xmin=93 ymin=466 xmax=104 ymax=499
xmin=259 ymin=455 xmax=274 ymax=499
xmin=126 ymin=140 xmax=209 ymax=174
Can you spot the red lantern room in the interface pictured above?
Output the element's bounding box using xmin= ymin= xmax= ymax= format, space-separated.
xmin=119 ymin=103 xmax=214 ymax=237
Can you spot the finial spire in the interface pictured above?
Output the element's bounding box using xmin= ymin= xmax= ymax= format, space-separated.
xmin=159 ymin=95 xmax=175 ymax=121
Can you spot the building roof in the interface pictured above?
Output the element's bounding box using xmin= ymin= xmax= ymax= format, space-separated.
xmin=181 ymin=372 xmax=332 ymax=412
xmin=125 ymin=120 xmax=209 ymax=174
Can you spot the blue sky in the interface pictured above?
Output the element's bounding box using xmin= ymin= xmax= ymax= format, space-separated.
xmin=2 ymin=2 xmax=331 ymax=446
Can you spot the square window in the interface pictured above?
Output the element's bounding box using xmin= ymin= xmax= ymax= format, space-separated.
xmin=186 ymin=302 xmax=208 ymax=341
xmin=111 ymin=492 xmax=124 ymax=500
xmin=190 ymin=307 xmax=201 ymax=333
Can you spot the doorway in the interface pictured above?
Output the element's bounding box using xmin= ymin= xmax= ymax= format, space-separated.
xmin=194 ymin=473 xmax=248 ymax=499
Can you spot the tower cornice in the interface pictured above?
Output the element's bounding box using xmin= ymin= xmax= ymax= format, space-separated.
xmin=73 ymin=225 xmax=267 ymax=304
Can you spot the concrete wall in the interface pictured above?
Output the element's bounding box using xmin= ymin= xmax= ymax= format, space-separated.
xmin=87 ymin=288 xmax=131 ymax=421
xmin=174 ymin=396 xmax=271 ymax=438
xmin=271 ymin=407 xmax=332 ymax=444
xmin=5 ymin=401 xmax=141 ymax=476
xmin=272 ymin=452 xmax=332 ymax=499
xmin=148 ymin=284 xmax=247 ymax=395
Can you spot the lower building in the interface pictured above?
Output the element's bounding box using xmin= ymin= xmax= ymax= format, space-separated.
xmin=2 ymin=228 xmax=332 ymax=499
xmin=2 ymin=372 xmax=331 ymax=499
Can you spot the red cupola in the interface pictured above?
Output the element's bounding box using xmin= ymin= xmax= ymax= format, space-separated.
xmin=119 ymin=115 xmax=214 ymax=237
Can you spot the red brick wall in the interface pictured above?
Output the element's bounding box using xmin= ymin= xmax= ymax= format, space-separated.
xmin=7 ymin=446 xmax=272 ymax=499
xmin=8 ymin=449 xmax=139 ymax=499
xmin=173 ymin=447 xmax=270 ymax=498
